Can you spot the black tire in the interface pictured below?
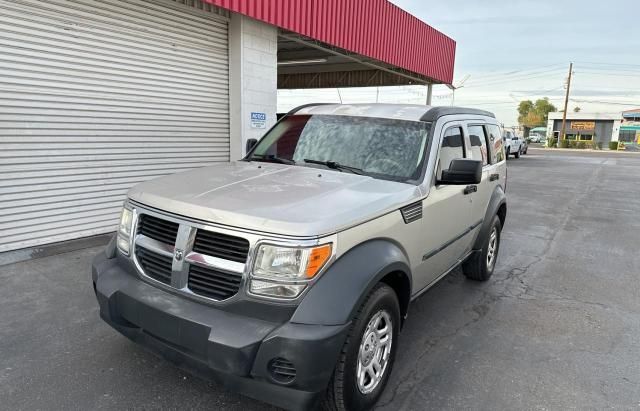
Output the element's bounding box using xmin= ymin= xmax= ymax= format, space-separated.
xmin=505 ymin=147 xmax=510 ymax=159
xmin=514 ymin=148 xmax=521 ymax=158
xmin=321 ymin=284 xmax=400 ymax=411
xmin=523 ymin=147 xmax=528 ymax=155
xmin=462 ymin=215 xmax=502 ymax=281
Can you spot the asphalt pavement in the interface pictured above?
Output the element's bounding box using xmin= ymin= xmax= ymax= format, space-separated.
xmin=2 ymin=147 xmax=639 ymax=410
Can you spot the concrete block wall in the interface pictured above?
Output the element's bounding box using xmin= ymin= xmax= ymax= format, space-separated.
xmin=229 ymin=13 xmax=278 ymax=160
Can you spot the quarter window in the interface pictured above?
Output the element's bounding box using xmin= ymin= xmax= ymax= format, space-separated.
xmin=437 ymin=127 xmax=465 ymax=180
xmin=468 ymin=125 xmax=489 ymax=166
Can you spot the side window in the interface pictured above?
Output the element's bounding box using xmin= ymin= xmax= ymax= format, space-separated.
xmin=468 ymin=125 xmax=489 ymax=166
xmin=437 ymin=126 xmax=465 ymax=180
xmin=487 ymin=125 xmax=504 ymax=163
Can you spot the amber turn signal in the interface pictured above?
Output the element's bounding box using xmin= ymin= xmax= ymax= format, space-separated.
xmin=305 ymin=244 xmax=332 ymax=278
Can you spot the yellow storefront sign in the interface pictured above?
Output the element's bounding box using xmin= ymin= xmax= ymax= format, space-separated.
xmin=571 ymin=121 xmax=595 ymax=130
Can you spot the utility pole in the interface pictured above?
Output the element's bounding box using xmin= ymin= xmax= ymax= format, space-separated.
xmin=559 ymin=63 xmax=573 ymax=144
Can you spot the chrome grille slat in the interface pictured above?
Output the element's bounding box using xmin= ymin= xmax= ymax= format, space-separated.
xmin=135 ymin=247 xmax=173 ymax=285
xmin=138 ymin=214 xmax=179 ymax=245
xmin=188 ymin=265 xmax=243 ymax=300
xmin=193 ymin=229 xmax=250 ymax=263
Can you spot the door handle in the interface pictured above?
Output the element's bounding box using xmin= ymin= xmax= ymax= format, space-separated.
xmin=464 ymin=185 xmax=478 ymax=195
xmin=489 ymin=173 xmax=500 ymax=182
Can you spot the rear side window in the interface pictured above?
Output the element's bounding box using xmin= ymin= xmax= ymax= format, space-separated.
xmin=487 ymin=125 xmax=504 ymax=163
xmin=468 ymin=125 xmax=489 ymax=166
xmin=437 ymin=127 xmax=465 ymax=180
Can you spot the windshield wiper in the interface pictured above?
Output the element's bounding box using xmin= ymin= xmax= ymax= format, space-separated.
xmin=303 ymin=159 xmax=365 ymax=175
xmin=249 ymin=154 xmax=295 ymax=165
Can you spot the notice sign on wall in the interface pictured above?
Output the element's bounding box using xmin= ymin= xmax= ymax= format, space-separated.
xmin=250 ymin=112 xmax=267 ymax=129
xmin=571 ymin=121 xmax=595 ymax=130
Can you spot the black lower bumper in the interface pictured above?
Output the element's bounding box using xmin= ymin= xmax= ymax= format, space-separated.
xmin=93 ymin=251 xmax=349 ymax=411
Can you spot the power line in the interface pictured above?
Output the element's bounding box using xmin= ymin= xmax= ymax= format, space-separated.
xmin=570 ymin=99 xmax=640 ymax=106
xmin=464 ymin=70 xmax=567 ymax=88
xmin=575 ymin=61 xmax=640 ymax=69
xmin=461 ymin=63 xmax=567 ymax=82
xmin=575 ymin=71 xmax=640 ymax=78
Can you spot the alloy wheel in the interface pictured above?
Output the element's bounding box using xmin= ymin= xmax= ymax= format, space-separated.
xmin=356 ymin=310 xmax=393 ymax=395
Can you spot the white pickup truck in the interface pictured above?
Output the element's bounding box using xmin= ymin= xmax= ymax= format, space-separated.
xmin=502 ymin=130 xmax=524 ymax=159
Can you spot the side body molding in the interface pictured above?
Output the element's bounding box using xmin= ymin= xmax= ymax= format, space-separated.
xmin=291 ymin=240 xmax=411 ymax=326
xmin=473 ymin=185 xmax=507 ymax=250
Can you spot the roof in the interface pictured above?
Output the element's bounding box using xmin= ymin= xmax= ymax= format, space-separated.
xmin=291 ymin=104 xmax=495 ymax=122
xmin=548 ymin=112 xmax=621 ymax=121
xmin=205 ymin=0 xmax=456 ymax=84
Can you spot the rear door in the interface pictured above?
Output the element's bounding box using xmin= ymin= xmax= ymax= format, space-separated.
xmin=465 ymin=122 xmax=502 ymax=229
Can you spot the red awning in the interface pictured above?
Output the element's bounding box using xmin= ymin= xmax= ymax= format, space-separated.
xmin=207 ymin=0 xmax=455 ymax=84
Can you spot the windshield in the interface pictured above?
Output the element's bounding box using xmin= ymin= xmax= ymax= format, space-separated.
xmin=248 ymin=115 xmax=431 ymax=183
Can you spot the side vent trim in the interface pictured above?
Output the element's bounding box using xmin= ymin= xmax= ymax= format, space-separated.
xmin=401 ymin=201 xmax=423 ymax=224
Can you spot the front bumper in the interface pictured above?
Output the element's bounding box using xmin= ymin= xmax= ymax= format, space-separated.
xmin=92 ymin=250 xmax=349 ymax=411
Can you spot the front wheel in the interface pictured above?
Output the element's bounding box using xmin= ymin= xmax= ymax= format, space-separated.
xmin=514 ymin=148 xmax=521 ymax=158
xmin=321 ymin=284 xmax=400 ymax=411
xmin=462 ymin=215 xmax=502 ymax=281
xmin=505 ymin=147 xmax=511 ymax=159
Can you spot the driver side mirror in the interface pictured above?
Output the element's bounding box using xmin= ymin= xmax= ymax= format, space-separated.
xmin=246 ymin=138 xmax=258 ymax=154
xmin=438 ymin=159 xmax=482 ymax=185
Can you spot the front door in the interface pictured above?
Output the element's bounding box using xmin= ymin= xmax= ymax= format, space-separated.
xmin=414 ymin=124 xmax=475 ymax=293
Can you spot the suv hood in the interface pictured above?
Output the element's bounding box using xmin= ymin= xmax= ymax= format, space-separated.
xmin=128 ymin=161 xmax=422 ymax=237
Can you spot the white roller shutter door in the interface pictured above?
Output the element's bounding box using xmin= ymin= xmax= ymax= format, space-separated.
xmin=0 ymin=0 xmax=230 ymax=252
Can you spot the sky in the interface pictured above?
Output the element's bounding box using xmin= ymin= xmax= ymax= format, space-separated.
xmin=277 ymin=0 xmax=640 ymax=126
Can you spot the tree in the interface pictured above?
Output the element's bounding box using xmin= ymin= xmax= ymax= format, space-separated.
xmin=518 ymin=98 xmax=558 ymax=128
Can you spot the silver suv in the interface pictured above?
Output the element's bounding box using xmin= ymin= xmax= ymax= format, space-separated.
xmin=92 ymin=104 xmax=507 ymax=411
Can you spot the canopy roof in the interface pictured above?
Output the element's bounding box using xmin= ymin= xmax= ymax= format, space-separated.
xmin=206 ymin=0 xmax=456 ymax=85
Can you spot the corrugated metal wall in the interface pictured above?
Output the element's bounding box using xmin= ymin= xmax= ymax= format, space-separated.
xmin=207 ymin=0 xmax=456 ymax=84
xmin=0 ymin=0 xmax=230 ymax=252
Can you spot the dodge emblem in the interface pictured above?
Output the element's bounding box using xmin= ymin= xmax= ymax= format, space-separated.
xmin=174 ymin=249 xmax=184 ymax=261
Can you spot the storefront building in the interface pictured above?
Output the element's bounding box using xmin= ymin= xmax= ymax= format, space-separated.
xmin=547 ymin=112 xmax=622 ymax=147
xmin=620 ymin=109 xmax=640 ymax=146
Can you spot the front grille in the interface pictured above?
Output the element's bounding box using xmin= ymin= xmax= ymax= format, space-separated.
xmin=188 ymin=265 xmax=242 ymax=300
xmin=136 ymin=247 xmax=173 ymax=285
xmin=192 ymin=229 xmax=250 ymax=263
xmin=138 ymin=214 xmax=179 ymax=245
xmin=268 ymin=358 xmax=296 ymax=384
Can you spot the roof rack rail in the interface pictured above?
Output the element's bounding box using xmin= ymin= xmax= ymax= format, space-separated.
xmin=286 ymin=103 xmax=335 ymax=116
xmin=420 ymin=107 xmax=495 ymax=122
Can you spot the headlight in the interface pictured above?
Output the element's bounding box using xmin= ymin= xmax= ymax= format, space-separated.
xmin=117 ymin=207 xmax=133 ymax=255
xmin=249 ymin=243 xmax=332 ymax=299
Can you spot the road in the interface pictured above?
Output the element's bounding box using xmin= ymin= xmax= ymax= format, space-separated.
xmin=2 ymin=148 xmax=639 ymax=410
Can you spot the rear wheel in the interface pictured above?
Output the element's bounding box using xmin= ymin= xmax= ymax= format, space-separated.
xmin=505 ymin=147 xmax=511 ymax=159
xmin=321 ymin=284 xmax=400 ymax=411
xmin=462 ymin=215 xmax=502 ymax=281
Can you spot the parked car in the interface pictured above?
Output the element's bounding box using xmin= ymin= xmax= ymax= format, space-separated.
xmin=529 ymin=133 xmax=543 ymax=143
xmin=503 ymin=130 xmax=523 ymax=158
xmin=92 ymin=104 xmax=507 ymax=411
xmin=521 ymin=136 xmax=529 ymax=155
